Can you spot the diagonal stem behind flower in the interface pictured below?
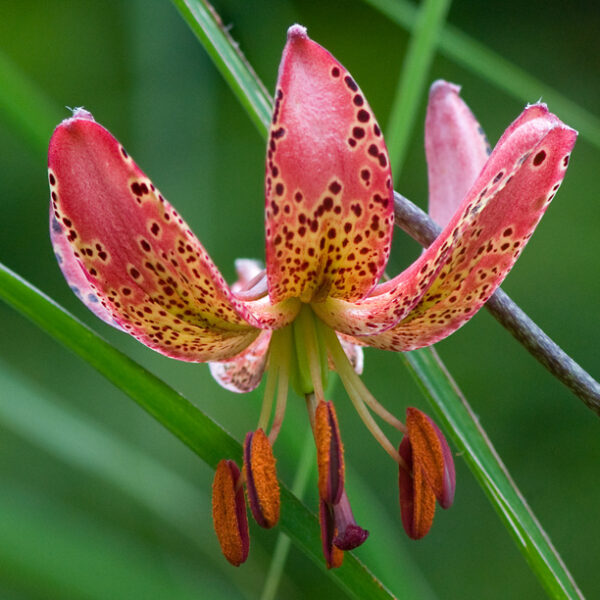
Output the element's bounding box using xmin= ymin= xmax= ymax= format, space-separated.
xmin=393 ymin=190 xmax=600 ymax=416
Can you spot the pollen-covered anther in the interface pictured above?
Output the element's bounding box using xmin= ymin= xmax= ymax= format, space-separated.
xmin=332 ymin=490 xmax=369 ymax=550
xmin=319 ymin=499 xmax=344 ymax=569
xmin=212 ymin=459 xmax=250 ymax=566
xmin=315 ymin=400 xmax=345 ymax=504
xmin=244 ymin=428 xmax=280 ymax=529
xmin=398 ymin=435 xmax=436 ymax=540
xmin=405 ymin=407 xmax=455 ymax=508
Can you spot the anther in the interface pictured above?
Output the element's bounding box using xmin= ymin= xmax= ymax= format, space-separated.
xmin=315 ymin=400 xmax=344 ymax=504
xmin=212 ymin=460 xmax=250 ymax=566
xmin=244 ymin=429 xmax=281 ymax=528
xmin=332 ymin=490 xmax=369 ymax=550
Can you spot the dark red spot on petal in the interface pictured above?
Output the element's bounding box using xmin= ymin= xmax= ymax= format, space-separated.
xmin=329 ymin=181 xmax=342 ymax=194
xmin=533 ymin=150 xmax=546 ymax=166
xmin=344 ymin=75 xmax=358 ymax=91
xmin=357 ymin=109 xmax=370 ymax=123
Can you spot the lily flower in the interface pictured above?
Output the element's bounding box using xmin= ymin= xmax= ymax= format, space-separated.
xmin=48 ymin=25 xmax=576 ymax=568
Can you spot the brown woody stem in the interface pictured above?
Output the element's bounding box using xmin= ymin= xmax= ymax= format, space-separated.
xmin=393 ymin=190 xmax=600 ymax=417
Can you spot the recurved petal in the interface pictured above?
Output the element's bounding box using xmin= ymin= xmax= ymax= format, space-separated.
xmin=426 ymin=81 xmax=490 ymax=228
xmin=356 ymin=104 xmax=577 ymax=351
xmin=336 ymin=335 xmax=364 ymax=375
xmin=231 ymin=258 xmax=265 ymax=295
xmin=48 ymin=110 xmax=261 ymax=362
xmin=209 ymin=331 xmax=271 ymax=393
xmin=51 ymin=212 xmax=123 ymax=330
xmin=265 ymin=25 xmax=394 ymax=305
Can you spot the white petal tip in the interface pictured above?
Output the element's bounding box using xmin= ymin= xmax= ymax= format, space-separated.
xmin=68 ymin=107 xmax=95 ymax=121
xmin=287 ymin=24 xmax=308 ymax=41
xmin=429 ymin=80 xmax=461 ymax=98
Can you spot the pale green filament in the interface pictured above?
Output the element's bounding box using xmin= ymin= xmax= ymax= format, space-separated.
xmin=291 ymin=305 xmax=327 ymax=401
xmin=258 ymin=327 xmax=286 ymax=433
xmin=319 ymin=321 xmax=408 ymax=469
xmin=268 ymin=326 xmax=291 ymax=445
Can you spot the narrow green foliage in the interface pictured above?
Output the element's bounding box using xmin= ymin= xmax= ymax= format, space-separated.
xmin=0 ymin=50 xmax=62 ymax=156
xmin=403 ymin=348 xmax=584 ymax=600
xmin=0 ymin=262 xmax=396 ymax=600
xmin=365 ymin=0 xmax=600 ymax=149
xmin=385 ymin=0 xmax=451 ymax=175
xmin=171 ymin=0 xmax=272 ymax=136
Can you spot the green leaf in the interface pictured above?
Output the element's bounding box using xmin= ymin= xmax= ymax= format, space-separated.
xmin=0 ymin=50 xmax=62 ymax=156
xmin=0 ymin=262 xmax=395 ymax=600
xmin=364 ymin=0 xmax=600 ymax=150
xmin=385 ymin=0 xmax=451 ymax=175
xmin=170 ymin=0 xmax=272 ymax=136
xmin=0 ymin=486 xmax=215 ymax=600
xmin=403 ymin=347 xmax=584 ymax=600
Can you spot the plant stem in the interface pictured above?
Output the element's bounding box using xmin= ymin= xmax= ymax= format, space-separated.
xmin=260 ymin=427 xmax=316 ymax=600
xmin=385 ymin=0 xmax=451 ymax=175
xmin=393 ymin=190 xmax=600 ymax=416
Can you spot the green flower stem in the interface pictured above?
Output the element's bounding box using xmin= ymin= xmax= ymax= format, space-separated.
xmin=0 ymin=262 xmax=396 ymax=600
xmin=393 ymin=190 xmax=600 ymax=416
xmin=260 ymin=427 xmax=316 ymax=600
xmin=385 ymin=0 xmax=451 ymax=175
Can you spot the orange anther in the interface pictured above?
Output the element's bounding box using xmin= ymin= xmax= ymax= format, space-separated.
xmin=406 ymin=407 xmax=455 ymax=508
xmin=398 ymin=436 xmax=436 ymax=540
xmin=315 ymin=401 xmax=345 ymax=504
xmin=244 ymin=429 xmax=280 ymax=529
xmin=212 ymin=459 xmax=250 ymax=566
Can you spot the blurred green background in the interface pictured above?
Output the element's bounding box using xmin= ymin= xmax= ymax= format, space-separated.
xmin=1 ymin=1 xmax=598 ymax=598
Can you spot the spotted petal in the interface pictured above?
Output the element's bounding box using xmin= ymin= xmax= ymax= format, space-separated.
xmin=51 ymin=211 xmax=124 ymax=330
xmin=265 ymin=26 xmax=394 ymax=305
xmin=209 ymin=331 xmax=271 ymax=393
xmin=359 ymin=104 xmax=577 ymax=351
xmin=426 ymin=80 xmax=490 ymax=228
xmin=49 ymin=109 xmax=262 ymax=362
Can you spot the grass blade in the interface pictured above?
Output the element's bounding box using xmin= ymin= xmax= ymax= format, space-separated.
xmin=0 ymin=50 xmax=62 ymax=156
xmin=0 ymin=261 xmax=395 ymax=600
xmin=171 ymin=0 xmax=271 ymax=136
xmin=385 ymin=0 xmax=451 ymax=175
xmin=403 ymin=347 xmax=584 ymax=600
xmin=364 ymin=0 xmax=600 ymax=149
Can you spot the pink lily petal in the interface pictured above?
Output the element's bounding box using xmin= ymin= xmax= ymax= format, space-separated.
xmin=49 ymin=109 xmax=262 ymax=362
xmin=51 ymin=212 xmax=124 ymax=330
xmin=426 ymin=81 xmax=490 ymax=228
xmin=336 ymin=335 xmax=364 ymax=375
xmin=358 ymin=104 xmax=577 ymax=351
xmin=209 ymin=330 xmax=271 ymax=393
xmin=265 ymin=25 xmax=394 ymax=305
xmin=231 ymin=258 xmax=264 ymax=294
